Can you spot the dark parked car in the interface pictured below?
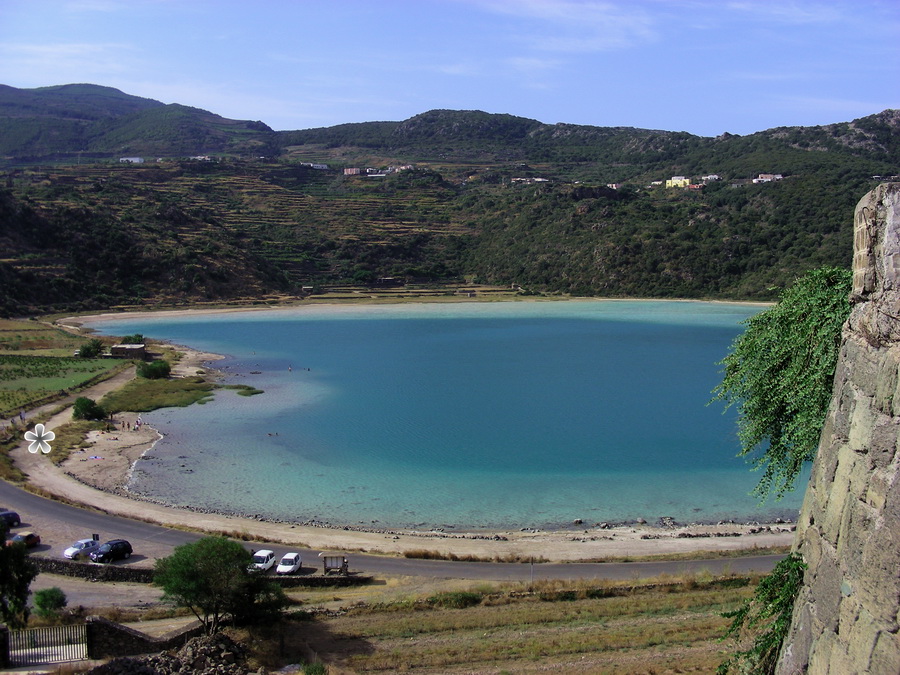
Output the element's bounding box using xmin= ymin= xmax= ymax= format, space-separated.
xmin=0 ymin=511 xmax=21 ymax=528
xmin=89 ymin=539 xmax=133 ymax=563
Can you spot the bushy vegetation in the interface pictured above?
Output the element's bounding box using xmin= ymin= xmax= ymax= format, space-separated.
xmin=72 ymin=396 xmax=105 ymax=420
xmin=137 ymin=359 xmax=171 ymax=379
xmin=426 ymin=590 xmax=483 ymax=609
xmin=33 ymin=586 xmax=68 ymax=619
xmin=718 ymin=553 xmax=807 ymax=674
xmin=712 ymin=267 xmax=852 ymax=498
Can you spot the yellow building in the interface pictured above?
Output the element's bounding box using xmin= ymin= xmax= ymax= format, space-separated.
xmin=665 ymin=176 xmax=691 ymax=188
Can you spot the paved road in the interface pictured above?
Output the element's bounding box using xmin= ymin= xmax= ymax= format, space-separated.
xmin=0 ymin=479 xmax=784 ymax=581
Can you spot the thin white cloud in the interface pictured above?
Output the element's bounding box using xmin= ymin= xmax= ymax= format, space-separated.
xmin=506 ymin=56 xmax=563 ymax=73
xmin=775 ymin=94 xmax=897 ymax=116
xmin=728 ymin=70 xmax=812 ymax=83
xmin=435 ymin=62 xmax=482 ymax=77
xmin=63 ymin=0 xmax=127 ymax=12
xmin=725 ymin=1 xmax=845 ymax=24
xmin=465 ymin=0 xmax=657 ymax=52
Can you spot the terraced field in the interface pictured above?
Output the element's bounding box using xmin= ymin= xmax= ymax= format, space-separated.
xmin=8 ymin=161 xmax=474 ymax=290
xmin=0 ymin=319 xmax=121 ymax=416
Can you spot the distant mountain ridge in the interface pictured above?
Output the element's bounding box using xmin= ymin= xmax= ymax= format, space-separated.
xmin=0 ymin=83 xmax=274 ymax=160
xmin=1 ymin=83 xmax=897 ymax=173
xmin=0 ymin=83 xmax=163 ymax=119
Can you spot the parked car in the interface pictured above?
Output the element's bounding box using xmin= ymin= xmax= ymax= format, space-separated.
xmin=0 ymin=511 xmax=21 ymax=528
xmin=90 ymin=539 xmax=133 ymax=563
xmin=276 ymin=552 xmax=302 ymax=575
xmin=250 ymin=549 xmax=276 ymax=572
xmin=6 ymin=531 xmax=40 ymax=548
xmin=63 ymin=538 xmax=101 ymax=560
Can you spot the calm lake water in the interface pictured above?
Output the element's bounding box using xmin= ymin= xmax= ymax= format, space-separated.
xmin=86 ymin=300 xmax=805 ymax=529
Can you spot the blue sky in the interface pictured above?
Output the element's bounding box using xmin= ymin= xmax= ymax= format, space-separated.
xmin=1 ymin=0 xmax=897 ymax=136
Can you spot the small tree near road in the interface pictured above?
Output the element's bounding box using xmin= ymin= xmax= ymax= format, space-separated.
xmin=72 ymin=396 xmax=106 ymax=421
xmin=77 ymin=338 xmax=104 ymax=358
xmin=0 ymin=520 xmax=38 ymax=628
xmin=154 ymin=536 xmax=286 ymax=634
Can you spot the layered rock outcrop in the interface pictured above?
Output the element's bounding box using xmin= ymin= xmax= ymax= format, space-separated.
xmin=778 ymin=183 xmax=900 ymax=674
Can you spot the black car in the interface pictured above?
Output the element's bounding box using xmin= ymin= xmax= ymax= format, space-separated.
xmin=0 ymin=511 xmax=21 ymax=528
xmin=89 ymin=539 xmax=133 ymax=563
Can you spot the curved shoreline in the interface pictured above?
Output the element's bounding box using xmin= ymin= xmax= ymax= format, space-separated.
xmin=15 ymin=302 xmax=796 ymax=562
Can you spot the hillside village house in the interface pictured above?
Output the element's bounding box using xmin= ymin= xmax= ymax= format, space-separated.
xmin=344 ymin=165 xmax=414 ymax=177
xmin=753 ymin=173 xmax=783 ymax=183
xmin=665 ymin=176 xmax=690 ymax=188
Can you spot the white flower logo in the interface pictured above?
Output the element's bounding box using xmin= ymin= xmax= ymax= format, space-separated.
xmin=24 ymin=423 xmax=55 ymax=454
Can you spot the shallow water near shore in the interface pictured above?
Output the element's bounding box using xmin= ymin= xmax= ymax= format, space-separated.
xmin=87 ymin=300 xmax=805 ymax=529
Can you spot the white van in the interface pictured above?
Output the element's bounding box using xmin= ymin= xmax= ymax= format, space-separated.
xmin=250 ymin=549 xmax=276 ymax=572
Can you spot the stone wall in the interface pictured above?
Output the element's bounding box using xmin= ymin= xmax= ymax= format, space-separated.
xmin=777 ymin=183 xmax=900 ymax=674
xmin=86 ymin=615 xmax=204 ymax=660
xmin=32 ymin=556 xmax=155 ymax=583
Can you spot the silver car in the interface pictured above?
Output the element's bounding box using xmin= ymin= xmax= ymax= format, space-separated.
xmin=63 ymin=538 xmax=100 ymax=560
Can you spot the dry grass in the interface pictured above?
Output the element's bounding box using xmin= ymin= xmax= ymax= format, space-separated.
xmin=276 ymin=574 xmax=757 ymax=673
xmin=403 ymin=548 xmax=549 ymax=564
xmin=47 ymin=418 xmax=104 ymax=465
xmin=580 ymin=544 xmax=793 ymax=563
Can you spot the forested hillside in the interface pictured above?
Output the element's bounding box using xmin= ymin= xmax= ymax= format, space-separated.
xmin=0 ymin=84 xmax=897 ymax=315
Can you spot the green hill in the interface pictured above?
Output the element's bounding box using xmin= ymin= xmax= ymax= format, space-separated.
xmin=0 ymin=83 xmax=274 ymax=161
xmin=0 ymin=83 xmax=897 ymax=314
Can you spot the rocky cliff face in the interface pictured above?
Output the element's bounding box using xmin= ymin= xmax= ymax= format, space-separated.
xmin=777 ymin=183 xmax=900 ymax=674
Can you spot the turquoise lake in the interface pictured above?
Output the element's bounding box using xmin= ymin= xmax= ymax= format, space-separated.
xmin=86 ymin=300 xmax=806 ymax=530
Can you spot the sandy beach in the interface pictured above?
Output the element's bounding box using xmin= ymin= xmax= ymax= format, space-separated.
xmin=11 ymin=304 xmax=795 ymax=563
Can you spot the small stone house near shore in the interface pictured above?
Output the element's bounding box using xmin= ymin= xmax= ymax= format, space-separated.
xmin=110 ymin=344 xmax=146 ymax=359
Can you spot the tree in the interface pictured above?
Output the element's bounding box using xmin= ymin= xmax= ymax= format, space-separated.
xmin=120 ymin=333 xmax=144 ymax=344
xmin=0 ymin=520 xmax=38 ymax=628
xmin=72 ymin=396 xmax=106 ymax=421
xmin=712 ymin=266 xmax=852 ymax=499
xmin=137 ymin=360 xmax=171 ymax=379
xmin=77 ymin=338 xmax=104 ymax=358
xmin=154 ymin=537 xmax=286 ymax=634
